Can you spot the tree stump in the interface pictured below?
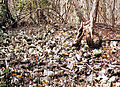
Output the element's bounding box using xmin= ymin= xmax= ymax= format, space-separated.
xmin=72 ymin=22 xmax=102 ymax=49
xmin=86 ymin=32 xmax=102 ymax=48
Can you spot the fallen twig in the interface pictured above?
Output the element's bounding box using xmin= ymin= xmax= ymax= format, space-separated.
xmin=102 ymin=39 xmax=120 ymax=41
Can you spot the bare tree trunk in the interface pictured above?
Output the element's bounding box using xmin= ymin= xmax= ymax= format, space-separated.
xmin=72 ymin=0 xmax=87 ymax=22
xmin=94 ymin=0 xmax=99 ymax=23
xmin=4 ymin=0 xmax=17 ymax=28
xmin=89 ymin=0 xmax=99 ymax=37
xmin=85 ymin=0 xmax=90 ymax=20
xmin=57 ymin=0 xmax=61 ymax=22
xmin=97 ymin=8 xmax=99 ymax=22
xmin=111 ymin=0 xmax=115 ymax=28
xmin=103 ymin=0 xmax=107 ymax=23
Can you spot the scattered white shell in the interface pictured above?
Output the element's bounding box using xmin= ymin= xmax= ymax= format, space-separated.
xmin=81 ymin=48 xmax=87 ymax=53
xmin=111 ymin=48 xmax=117 ymax=53
xmin=76 ymin=54 xmax=81 ymax=61
xmin=67 ymin=61 xmax=74 ymax=69
xmin=93 ymin=49 xmax=102 ymax=56
xmin=83 ymin=52 xmax=91 ymax=58
xmin=44 ymin=70 xmax=54 ymax=76
xmin=108 ymin=76 xmax=116 ymax=82
xmin=110 ymin=41 xmax=118 ymax=47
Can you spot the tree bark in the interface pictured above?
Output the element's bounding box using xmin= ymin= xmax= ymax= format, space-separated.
xmin=103 ymin=0 xmax=107 ymax=23
xmin=72 ymin=0 xmax=87 ymax=22
xmin=89 ymin=0 xmax=99 ymax=37
xmin=111 ymin=0 xmax=115 ymax=28
xmin=4 ymin=0 xmax=17 ymax=28
xmin=4 ymin=0 xmax=15 ymax=22
xmin=85 ymin=0 xmax=90 ymax=20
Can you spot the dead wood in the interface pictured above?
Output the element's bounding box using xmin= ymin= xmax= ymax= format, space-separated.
xmin=72 ymin=22 xmax=84 ymax=47
xmin=102 ymin=39 xmax=120 ymax=42
xmin=72 ymin=22 xmax=120 ymax=49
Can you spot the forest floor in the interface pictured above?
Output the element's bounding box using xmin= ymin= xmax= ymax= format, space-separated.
xmin=0 ymin=23 xmax=120 ymax=87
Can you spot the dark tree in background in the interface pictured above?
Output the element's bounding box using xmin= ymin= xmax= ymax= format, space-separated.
xmin=0 ymin=0 xmax=17 ymax=31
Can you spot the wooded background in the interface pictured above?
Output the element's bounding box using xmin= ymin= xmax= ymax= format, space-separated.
xmin=0 ymin=0 xmax=120 ymax=29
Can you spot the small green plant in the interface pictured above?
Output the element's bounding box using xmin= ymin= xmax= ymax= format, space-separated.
xmin=0 ymin=69 xmax=10 ymax=87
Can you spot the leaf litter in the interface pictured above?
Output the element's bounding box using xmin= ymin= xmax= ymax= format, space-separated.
xmin=0 ymin=24 xmax=120 ymax=87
